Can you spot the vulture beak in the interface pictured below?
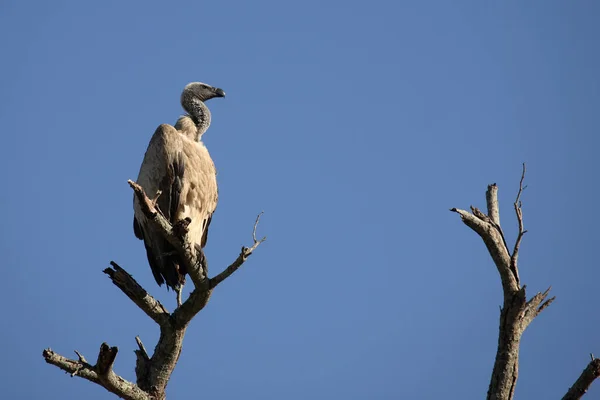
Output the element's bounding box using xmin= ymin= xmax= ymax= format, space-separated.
xmin=214 ymin=88 xmax=226 ymax=98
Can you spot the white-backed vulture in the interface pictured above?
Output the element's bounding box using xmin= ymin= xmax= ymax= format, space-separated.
xmin=133 ymin=82 xmax=225 ymax=302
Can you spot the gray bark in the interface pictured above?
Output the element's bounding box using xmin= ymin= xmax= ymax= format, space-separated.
xmin=43 ymin=180 xmax=265 ymax=399
xmin=451 ymin=166 xmax=554 ymax=400
xmin=562 ymin=357 xmax=600 ymax=400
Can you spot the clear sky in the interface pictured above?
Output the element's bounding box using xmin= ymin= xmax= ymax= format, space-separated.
xmin=1 ymin=1 xmax=599 ymax=399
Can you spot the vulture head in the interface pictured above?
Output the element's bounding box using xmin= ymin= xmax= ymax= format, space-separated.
xmin=181 ymin=82 xmax=225 ymax=108
xmin=177 ymin=82 xmax=225 ymax=140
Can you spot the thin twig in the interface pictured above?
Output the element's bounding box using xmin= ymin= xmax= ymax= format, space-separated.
xmin=135 ymin=336 xmax=149 ymax=361
xmin=210 ymin=213 xmax=266 ymax=289
xmin=515 ymin=163 xmax=528 ymax=206
xmin=253 ymin=212 xmax=266 ymax=243
xmin=510 ymin=163 xmax=528 ymax=286
xmin=74 ymin=350 xmax=88 ymax=364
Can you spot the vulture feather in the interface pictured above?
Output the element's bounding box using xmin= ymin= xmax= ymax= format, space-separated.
xmin=133 ymin=82 xmax=225 ymax=301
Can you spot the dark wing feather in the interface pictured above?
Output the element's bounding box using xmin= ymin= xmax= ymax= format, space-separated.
xmin=152 ymin=151 xmax=187 ymax=288
xmin=134 ymin=124 xmax=188 ymax=291
xmin=133 ymin=217 xmax=143 ymax=240
xmin=201 ymin=214 xmax=212 ymax=248
xmin=133 ymin=216 xmax=166 ymax=286
xmin=170 ymin=154 xmax=185 ymax=223
xmin=143 ymin=235 xmax=166 ymax=286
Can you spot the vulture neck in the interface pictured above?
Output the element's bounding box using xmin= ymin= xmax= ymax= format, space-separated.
xmin=176 ymin=97 xmax=211 ymax=141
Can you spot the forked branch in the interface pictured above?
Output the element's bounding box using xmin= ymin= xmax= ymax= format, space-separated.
xmin=128 ymin=179 xmax=206 ymax=286
xmin=210 ymin=212 xmax=266 ymax=289
xmin=43 ymin=179 xmax=265 ymax=399
xmin=451 ymin=164 xmax=554 ymax=400
xmin=43 ymin=345 xmax=149 ymax=400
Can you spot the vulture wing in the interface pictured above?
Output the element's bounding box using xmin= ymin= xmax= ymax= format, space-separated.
xmin=133 ymin=123 xmax=218 ymax=290
xmin=134 ymin=124 xmax=186 ymax=289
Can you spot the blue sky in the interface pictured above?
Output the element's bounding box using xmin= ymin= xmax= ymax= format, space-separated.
xmin=1 ymin=1 xmax=599 ymax=398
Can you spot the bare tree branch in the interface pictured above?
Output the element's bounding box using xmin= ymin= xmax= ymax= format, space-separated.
xmin=43 ymin=346 xmax=150 ymax=400
xmin=141 ymin=326 xmax=186 ymax=396
xmin=521 ymin=286 xmax=555 ymax=327
xmin=171 ymin=213 xmax=266 ymax=327
xmin=128 ymin=180 xmax=266 ymax=394
xmin=486 ymin=183 xmax=500 ymax=226
xmin=128 ymin=180 xmax=207 ymax=287
xmin=134 ymin=336 xmax=150 ymax=387
xmin=484 ymin=186 xmax=511 ymax=272
xmin=510 ymin=163 xmax=527 ymax=285
xmin=43 ymin=179 xmax=265 ymax=399
xmin=135 ymin=336 xmax=149 ymax=360
xmin=210 ymin=212 xmax=266 ymax=289
xmin=104 ymin=261 xmax=170 ymax=325
xmin=74 ymin=350 xmax=88 ymax=366
xmin=451 ymin=167 xmax=554 ymax=400
xmin=563 ymin=357 xmax=600 ymax=400
xmin=96 ymin=343 xmax=118 ymax=375
xmin=450 ymin=206 xmax=517 ymax=294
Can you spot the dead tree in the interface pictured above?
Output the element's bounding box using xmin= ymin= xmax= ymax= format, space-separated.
xmin=451 ymin=164 xmax=599 ymax=400
xmin=42 ymin=180 xmax=265 ymax=400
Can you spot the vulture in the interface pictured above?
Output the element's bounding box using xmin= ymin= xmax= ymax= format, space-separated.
xmin=133 ymin=82 xmax=225 ymax=304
